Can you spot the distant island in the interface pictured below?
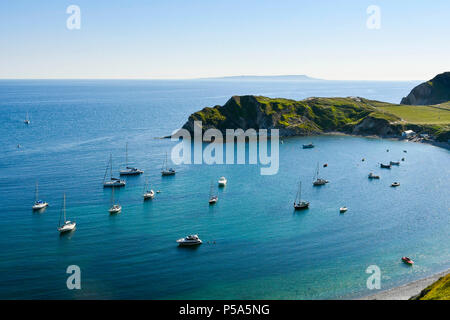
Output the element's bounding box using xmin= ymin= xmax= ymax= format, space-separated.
xmin=180 ymin=73 xmax=450 ymax=145
xmin=198 ymin=75 xmax=321 ymax=81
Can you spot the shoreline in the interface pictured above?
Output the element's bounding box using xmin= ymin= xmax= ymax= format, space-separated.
xmin=358 ymin=269 xmax=450 ymax=300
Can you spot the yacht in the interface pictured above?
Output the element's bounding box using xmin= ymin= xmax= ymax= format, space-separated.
xmin=313 ymin=162 xmax=328 ymax=186
xmin=24 ymin=112 xmax=30 ymax=124
xmin=119 ymin=142 xmax=144 ymax=176
xmin=209 ymin=182 xmax=218 ymax=204
xmin=302 ymin=143 xmax=314 ymax=149
xmin=103 ymin=154 xmax=126 ymax=187
xmin=218 ymin=176 xmax=227 ymax=186
xmin=176 ymin=234 xmax=202 ymax=246
xmin=368 ymin=172 xmax=380 ymax=179
xmin=161 ymin=152 xmax=176 ymax=176
xmin=108 ymin=186 xmax=122 ymax=214
xmin=340 ymin=207 xmax=348 ymax=213
xmin=143 ymin=177 xmax=155 ymax=200
xmin=391 ymin=182 xmax=400 ymax=187
xmin=58 ymin=194 xmax=76 ymax=233
xmin=32 ymin=181 xmax=49 ymax=210
xmin=294 ymin=180 xmax=309 ymax=210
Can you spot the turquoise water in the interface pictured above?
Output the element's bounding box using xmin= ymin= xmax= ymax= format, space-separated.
xmin=0 ymin=80 xmax=449 ymax=299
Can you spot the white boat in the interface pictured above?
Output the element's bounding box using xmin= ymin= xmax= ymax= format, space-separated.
xmin=32 ymin=181 xmax=49 ymax=210
xmin=391 ymin=182 xmax=400 ymax=187
xmin=313 ymin=162 xmax=329 ymax=186
xmin=218 ymin=176 xmax=227 ymax=186
xmin=340 ymin=207 xmax=348 ymax=213
xmin=24 ymin=112 xmax=30 ymax=124
xmin=143 ymin=177 xmax=155 ymax=200
xmin=294 ymin=180 xmax=309 ymax=210
xmin=119 ymin=142 xmax=144 ymax=176
xmin=108 ymin=186 xmax=122 ymax=214
xmin=58 ymin=194 xmax=76 ymax=233
xmin=176 ymin=234 xmax=202 ymax=246
xmin=103 ymin=154 xmax=126 ymax=187
xmin=161 ymin=152 xmax=176 ymax=176
xmin=209 ymin=182 xmax=218 ymax=204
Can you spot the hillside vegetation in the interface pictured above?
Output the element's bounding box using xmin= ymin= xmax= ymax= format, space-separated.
xmin=413 ymin=273 xmax=450 ymax=300
xmin=181 ymin=95 xmax=450 ymax=142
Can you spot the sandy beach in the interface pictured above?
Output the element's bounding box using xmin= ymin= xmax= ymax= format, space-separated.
xmin=359 ymin=269 xmax=450 ymax=300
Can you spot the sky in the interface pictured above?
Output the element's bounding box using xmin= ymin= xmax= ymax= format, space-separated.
xmin=0 ymin=0 xmax=449 ymax=80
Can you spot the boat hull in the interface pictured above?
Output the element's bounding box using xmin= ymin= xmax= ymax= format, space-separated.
xmin=32 ymin=202 xmax=48 ymax=210
xmin=58 ymin=222 xmax=76 ymax=233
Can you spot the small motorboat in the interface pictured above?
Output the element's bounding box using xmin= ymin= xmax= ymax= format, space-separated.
xmin=303 ymin=143 xmax=314 ymax=149
xmin=401 ymin=257 xmax=414 ymax=265
xmin=368 ymin=172 xmax=380 ymax=179
xmin=403 ymin=150 xmax=407 ymax=153
xmin=177 ymin=234 xmax=202 ymax=246
xmin=156 ymin=190 xmax=161 ymax=193
xmin=340 ymin=207 xmax=348 ymax=213
xmin=323 ymin=163 xmax=328 ymax=167
xmin=401 ymin=157 xmax=405 ymax=161
xmin=108 ymin=204 xmax=122 ymax=214
xmin=209 ymin=195 xmax=218 ymax=205
xmin=218 ymin=176 xmax=227 ymax=186
xmin=362 ymin=158 xmax=365 ymax=162
xmin=24 ymin=112 xmax=30 ymax=124
xmin=380 ymin=163 xmax=391 ymax=169
xmin=390 ymin=161 xmax=400 ymax=166
xmin=386 ymin=149 xmax=389 ymax=152
xmin=391 ymin=182 xmax=400 ymax=187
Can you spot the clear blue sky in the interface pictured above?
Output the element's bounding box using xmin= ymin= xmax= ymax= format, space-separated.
xmin=0 ymin=0 xmax=448 ymax=80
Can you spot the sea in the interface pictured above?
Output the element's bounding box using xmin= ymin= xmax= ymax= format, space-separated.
xmin=0 ymin=79 xmax=449 ymax=299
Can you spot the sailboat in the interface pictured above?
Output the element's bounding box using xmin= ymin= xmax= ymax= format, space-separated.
xmin=58 ymin=194 xmax=76 ymax=233
xmin=119 ymin=142 xmax=144 ymax=176
xmin=208 ymin=182 xmax=218 ymax=204
xmin=313 ymin=162 xmax=329 ymax=186
xmin=24 ymin=112 xmax=30 ymax=124
xmin=32 ymin=181 xmax=49 ymax=210
xmin=108 ymin=186 xmax=122 ymax=214
xmin=103 ymin=154 xmax=126 ymax=187
xmin=142 ymin=177 xmax=155 ymax=200
xmin=161 ymin=152 xmax=176 ymax=176
xmin=294 ymin=181 xmax=309 ymax=210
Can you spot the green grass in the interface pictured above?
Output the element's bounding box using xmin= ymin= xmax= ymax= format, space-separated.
xmin=414 ymin=273 xmax=450 ymax=300
xmin=374 ymin=105 xmax=450 ymax=124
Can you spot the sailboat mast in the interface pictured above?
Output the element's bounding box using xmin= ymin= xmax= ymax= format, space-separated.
xmin=110 ymin=154 xmax=113 ymax=180
xmin=63 ymin=193 xmax=66 ymax=222
xmin=125 ymin=142 xmax=128 ymax=167
xmin=111 ymin=186 xmax=114 ymax=206
xmin=35 ymin=181 xmax=38 ymax=202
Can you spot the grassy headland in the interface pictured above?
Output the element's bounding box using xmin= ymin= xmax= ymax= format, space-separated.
xmin=181 ymin=95 xmax=450 ymax=143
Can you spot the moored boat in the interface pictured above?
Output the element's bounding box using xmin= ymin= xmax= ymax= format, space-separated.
xmin=161 ymin=152 xmax=176 ymax=176
xmin=32 ymin=181 xmax=49 ymax=210
xmin=303 ymin=143 xmax=314 ymax=149
xmin=391 ymin=182 xmax=400 ymax=187
xmin=390 ymin=161 xmax=400 ymax=166
xmin=340 ymin=207 xmax=348 ymax=213
xmin=218 ymin=176 xmax=227 ymax=186
xmin=58 ymin=194 xmax=76 ymax=233
xmin=103 ymin=154 xmax=126 ymax=187
xmin=368 ymin=172 xmax=380 ymax=179
xmin=209 ymin=182 xmax=218 ymax=204
xmin=108 ymin=186 xmax=122 ymax=214
xmin=142 ymin=177 xmax=155 ymax=200
xmin=119 ymin=142 xmax=144 ymax=176
xmin=380 ymin=163 xmax=391 ymax=169
xmin=176 ymin=234 xmax=202 ymax=246
xmin=294 ymin=180 xmax=309 ymax=210
xmin=401 ymin=257 xmax=414 ymax=265
xmin=313 ymin=162 xmax=328 ymax=186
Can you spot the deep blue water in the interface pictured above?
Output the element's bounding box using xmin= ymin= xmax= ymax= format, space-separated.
xmin=0 ymin=79 xmax=449 ymax=299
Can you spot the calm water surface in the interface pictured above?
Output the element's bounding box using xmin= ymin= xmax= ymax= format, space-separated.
xmin=0 ymin=80 xmax=448 ymax=299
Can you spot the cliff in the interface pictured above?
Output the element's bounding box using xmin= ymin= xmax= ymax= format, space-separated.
xmin=401 ymin=72 xmax=450 ymax=105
